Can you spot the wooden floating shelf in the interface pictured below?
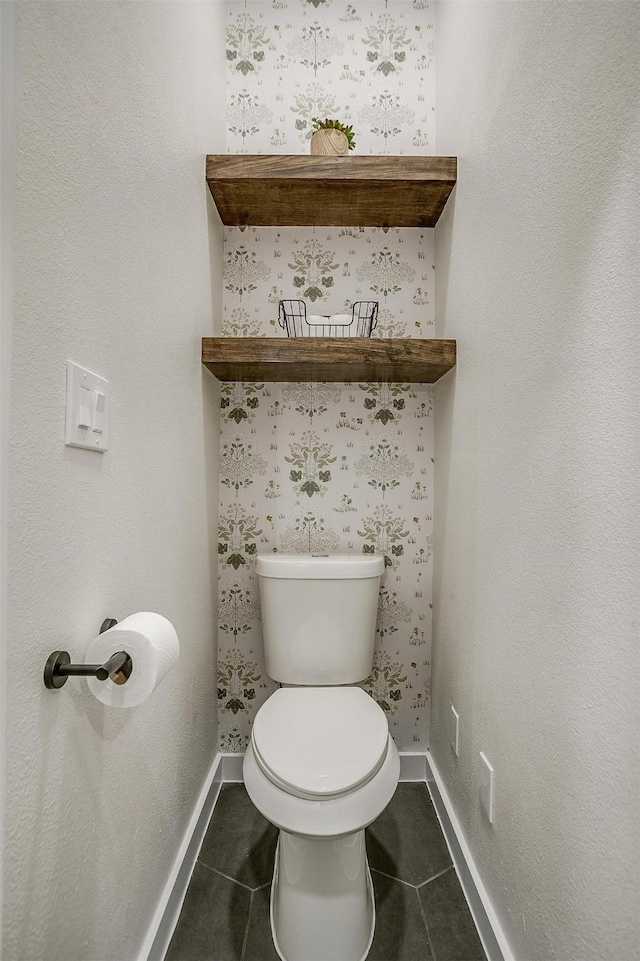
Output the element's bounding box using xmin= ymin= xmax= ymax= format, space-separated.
xmin=206 ymin=155 xmax=457 ymax=228
xmin=202 ymin=338 xmax=456 ymax=384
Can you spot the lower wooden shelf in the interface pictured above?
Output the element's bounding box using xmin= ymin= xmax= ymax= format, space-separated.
xmin=202 ymin=337 xmax=456 ymax=384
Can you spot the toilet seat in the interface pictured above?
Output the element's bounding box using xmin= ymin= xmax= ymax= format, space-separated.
xmin=251 ymin=687 xmax=389 ymax=801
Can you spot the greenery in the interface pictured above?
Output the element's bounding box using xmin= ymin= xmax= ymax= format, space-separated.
xmin=311 ymin=117 xmax=356 ymax=151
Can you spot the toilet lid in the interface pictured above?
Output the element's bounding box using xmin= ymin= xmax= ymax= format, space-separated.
xmin=251 ymin=687 xmax=389 ymax=800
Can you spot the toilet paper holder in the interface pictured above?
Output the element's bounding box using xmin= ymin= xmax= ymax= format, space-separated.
xmin=44 ymin=618 xmax=133 ymax=690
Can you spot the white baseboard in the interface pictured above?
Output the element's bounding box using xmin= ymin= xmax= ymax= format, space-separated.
xmin=140 ymin=752 xmax=224 ymax=961
xmin=219 ymin=751 xmax=430 ymax=783
xmin=220 ymin=752 xmax=244 ymax=782
xmin=426 ymin=751 xmax=513 ymax=961
xmin=398 ymin=751 xmax=428 ymax=781
xmin=220 ymin=751 xmax=428 ymax=782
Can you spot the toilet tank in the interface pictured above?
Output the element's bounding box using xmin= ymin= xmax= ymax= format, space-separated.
xmin=256 ymin=553 xmax=385 ymax=685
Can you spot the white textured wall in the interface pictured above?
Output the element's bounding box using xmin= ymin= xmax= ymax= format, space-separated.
xmin=1 ymin=1 xmax=17 ymax=933
xmin=5 ymin=3 xmax=225 ymax=959
xmin=432 ymin=3 xmax=640 ymax=959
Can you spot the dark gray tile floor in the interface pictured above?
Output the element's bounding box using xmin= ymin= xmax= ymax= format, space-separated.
xmin=166 ymin=783 xmax=487 ymax=961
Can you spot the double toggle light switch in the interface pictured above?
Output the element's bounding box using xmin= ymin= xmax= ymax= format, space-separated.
xmin=65 ymin=360 xmax=109 ymax=451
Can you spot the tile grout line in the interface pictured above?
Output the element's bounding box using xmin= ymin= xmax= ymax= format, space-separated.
xmin=370 ymin=866 xmax=419 ymax=890
xmin=196 ymin=859 xmax=258 ymax=893
xmin=370 ymin=864 xmax=454 ymax=892
xmin=415 ymin=884 xmax=438 ymax=961
xmin=239 ymin=891 xmax=254 ymax=961
xmin=416 ymin=864 xmax=454 ymax=889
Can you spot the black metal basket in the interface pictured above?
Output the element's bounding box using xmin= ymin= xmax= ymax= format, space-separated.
xmin=278 ymin=300 xmax=379 ymax=337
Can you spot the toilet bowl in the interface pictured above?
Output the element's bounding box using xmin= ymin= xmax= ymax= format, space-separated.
xmin=243 ymin=686 xmax=400 ymax=961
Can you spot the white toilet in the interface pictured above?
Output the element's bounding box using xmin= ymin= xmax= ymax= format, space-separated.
xmin=243 ymin=553 xmax=400 ymax=961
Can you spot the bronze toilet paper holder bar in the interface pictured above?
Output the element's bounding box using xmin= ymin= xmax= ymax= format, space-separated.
xmin=44 ymin=618 xmax=133 ymax=690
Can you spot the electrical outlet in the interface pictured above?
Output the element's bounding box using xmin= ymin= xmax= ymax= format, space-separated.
xmin=450 ymin=705 xmax=460 ymax=757
xmin=479 ymin=752 xmax=494 ymax=823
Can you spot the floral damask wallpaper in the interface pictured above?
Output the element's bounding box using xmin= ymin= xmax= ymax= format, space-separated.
xmin=227 ymin=0 xmax=435 ymax=155
xmin=218 ymin=0 xmax=437 ymax=754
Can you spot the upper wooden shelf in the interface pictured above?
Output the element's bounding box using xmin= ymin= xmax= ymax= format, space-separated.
xmin=206 ymin=155 xmax=457 ymax=228
xmin=202 ymin=337 xmax=456 ymax=384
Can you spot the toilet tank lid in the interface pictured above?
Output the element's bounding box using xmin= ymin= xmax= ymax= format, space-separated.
xmin=256 ymin=553 xmax=385 ymax=579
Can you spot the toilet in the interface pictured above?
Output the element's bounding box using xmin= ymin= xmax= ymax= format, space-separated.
xmin=243 ymin=553 xmax=400 ymax=961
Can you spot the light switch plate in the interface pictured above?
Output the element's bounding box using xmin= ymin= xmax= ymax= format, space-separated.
xmin=65 ymin=361 xmax=109 ymax=451
xmin=479 ymin=752 xmax=494 ymax=823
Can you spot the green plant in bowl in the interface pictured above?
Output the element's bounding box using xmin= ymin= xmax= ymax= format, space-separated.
xmin=311 ymin=118 xmax=356 ymax=151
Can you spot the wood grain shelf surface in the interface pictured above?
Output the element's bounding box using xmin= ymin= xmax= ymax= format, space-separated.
xmin=206 ymin=155 xmax=457 ymax=227
xmin=202 ymin=337 xmax=456 ymax=384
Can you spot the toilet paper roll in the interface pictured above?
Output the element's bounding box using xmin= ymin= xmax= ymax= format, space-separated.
xmin=85 ymin=612 xmax=179 ymax=708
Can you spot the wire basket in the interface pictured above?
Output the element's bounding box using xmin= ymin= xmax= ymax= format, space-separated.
xmin=278 ymin=300 xmax=379 ymax=338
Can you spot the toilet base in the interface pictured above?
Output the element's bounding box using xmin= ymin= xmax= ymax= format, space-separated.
xmin=270 ymin=829 xmax=375 ymax=961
